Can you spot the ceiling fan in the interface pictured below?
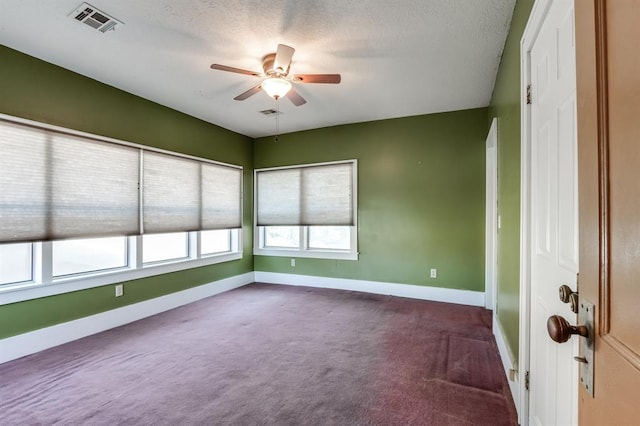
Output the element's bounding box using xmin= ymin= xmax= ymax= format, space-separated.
xmin=210 ymin=44 xmax=341 ymax=106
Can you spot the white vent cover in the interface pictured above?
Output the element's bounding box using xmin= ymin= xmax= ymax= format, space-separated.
xmin=69 ymin=3 xmax=123 ymax=33
xmin=259 ymin=109 xmax=282 ymax=116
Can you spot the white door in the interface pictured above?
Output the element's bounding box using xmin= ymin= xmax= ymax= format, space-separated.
xmin=485 ymin=118 xmax=498 ymax=310
xmin=528 ymin=0 xmax=578 ymax=425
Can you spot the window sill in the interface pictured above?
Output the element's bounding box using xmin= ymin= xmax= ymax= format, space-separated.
xmin=253 ymin=248 xmax=358 ymax=261
xmin=0 ymin=251 xmax=242 ymax=305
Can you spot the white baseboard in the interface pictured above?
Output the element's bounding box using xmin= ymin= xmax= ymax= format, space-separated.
xmin=254 ymin=272 xmax=485 ymax=307
xmin=493 ymin=314 xmax=520 ymax=422
xmin=0 ymin=272 xmax=254 ymax=364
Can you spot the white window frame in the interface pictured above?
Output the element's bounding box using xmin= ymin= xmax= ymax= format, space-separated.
xmin=253 ymin=160 xmax=358 ymax=261
xmin=200 ymin=229 xmax=235 ymax=256
xmin=141 ymin=232 xmax=191 ymax=266
xmin=0 ymin=230 xmax=242 ymax=305
xmin=255 ymin=226 xmax=357 ymax=260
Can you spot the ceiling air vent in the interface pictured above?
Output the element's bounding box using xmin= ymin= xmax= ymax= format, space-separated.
xmin=259 ymin=109 xmax=282 ymax=116
xmin=69 ymin=3 xmax=123 ymax=33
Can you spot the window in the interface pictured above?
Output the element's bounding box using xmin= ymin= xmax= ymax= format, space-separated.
xmin=0 ymin=230 xmax=243 ymax=302
xmin=263 ymin=226 xmax=300 ymax=248
xmin=142 ymin=233 xmax=189 ymax=264
xmin=0 ymin=243 xmax=32 ymax=285
xmin=0 ymin=229 xmax=243 ymax=303
xmin=254 ymin=160 xmax=357 ymax=260
xmin=201 ymin=229 xmax=232 ymax=255
xmin=260 ymin=225 xmax=353 ymax=255
xmin=53 ymin=236 xmax=128 ymax=277
xmin=308 ymin=226 xmax=351 ymax=250
xmin=0 ymin=113 xmax=243 ymax=303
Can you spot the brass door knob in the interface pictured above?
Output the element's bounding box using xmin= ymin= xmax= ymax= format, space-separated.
xmin=559 ymin=284 xmax=579 ymax=313
xmin=558 ymin=284 xmax=577 ymax=303
xmin=547 ymin=315 xmax=589 ymax=343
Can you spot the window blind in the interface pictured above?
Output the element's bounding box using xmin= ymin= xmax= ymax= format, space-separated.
xmin=256 ymin=161 xmax=355 ymax=226
xmin=50 ymin=132 xmax=140 ymax=239
xmin=142 ymin=153 xmax=242 ymax=233
xmin=0 ymin=117 xmax=242 ymax=243
xmin=143 ymin=151 xmax=201 ymax=234
xmin=0 ymin=121 xmax=49 ymax=242
xmin=201 ymin=163 xmax=242 ymax=229
xmin=0 ymin=121 xmax=139 ymax=242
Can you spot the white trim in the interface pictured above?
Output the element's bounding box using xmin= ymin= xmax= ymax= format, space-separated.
xmin=0 ymin=272 xmax=254 ymax=364
xmin=254 ymin=271 xmax=485 ymax=306
xmin=485 ymin=118 xmax=498 ymax=310
xmin=0 ymin=248 xmax=243 ymax=305
xmin=254 ymin=158 xmax=357 ymax=172
xmin=494 ymin=314 xmax=520 ymax=423
xmin=519 ymin=1 xmax=556 ymax=424
xmin=254 ymin=247 xmax=358 ymax=261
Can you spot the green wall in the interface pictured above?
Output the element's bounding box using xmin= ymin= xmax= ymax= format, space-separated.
xmin=0 ymin=45 xmax=254 ymax=339
xmin=488 ymin=0 xmax=534 ymax=361
xmin=254 ymin=109 xmax=488 ymax=292
xmin=2 ymin=17 xmax=525 ymax=344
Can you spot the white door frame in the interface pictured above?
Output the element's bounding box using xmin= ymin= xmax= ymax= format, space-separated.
xmin=519 ymin=0 xmax=574 ymax=424
xmin=485 ymin=118 xmax=498 ymax=311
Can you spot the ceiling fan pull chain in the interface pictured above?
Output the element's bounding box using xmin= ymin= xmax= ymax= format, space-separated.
xmin=274 ymin=98 xmax=280 ymax=142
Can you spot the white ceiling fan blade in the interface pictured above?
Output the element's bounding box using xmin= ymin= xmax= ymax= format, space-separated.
xmin=286 ymin=88 xmax=307 ymax=106
xmin=292 ymin=74 xmax=341 ymax=84
xmin=234 ymin=84 xmax=263 ymax=101
xmin=211 ymin=64 xmax=261 ymax=77
xmin=273 ymin=44 xmax=295 ymax=74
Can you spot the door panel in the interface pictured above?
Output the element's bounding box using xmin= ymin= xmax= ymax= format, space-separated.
xmin=485 ymin=118 xmax=498 ymax=310
xmin=529 ymin=1 xmax=578 ymax=425
xmin=606 ymin=0 xmax=640 ymax=354
xmin=576 ymin=0 xmax=640 ymax=422
xmin=557 ymin=97 xmax=578 ymax=271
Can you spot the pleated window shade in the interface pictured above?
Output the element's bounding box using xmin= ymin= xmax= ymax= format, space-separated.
xmin=142 ymin=152 xmax=242 ymax=233
xmin=201 ymin=163 xmax=242 ymax=230
xmin=50 ymin=132 xmax=140 ymax=239
xmin=256 ymin=161 xmax=354 ymax=226
xmin=0 ymin=118 xmax=242 ymax=243
xmin=143 ymin=152 xmax=201 ymax=234
xmin=0 ymin=122 xmax=49 ymax=242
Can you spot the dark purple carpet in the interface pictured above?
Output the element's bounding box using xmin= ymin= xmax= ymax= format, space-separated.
xmin=0 ymin=283 xmax=517 ymax=425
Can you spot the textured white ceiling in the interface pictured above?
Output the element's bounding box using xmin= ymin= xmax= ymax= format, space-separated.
xmin=0 ymin=0 xmax=515 ymax=138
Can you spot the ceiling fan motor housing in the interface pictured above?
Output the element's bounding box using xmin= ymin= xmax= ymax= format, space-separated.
xmin=262 ymin=53 xmax=287 ymax=76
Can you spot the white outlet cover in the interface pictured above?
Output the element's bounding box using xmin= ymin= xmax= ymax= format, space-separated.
xmin=115 ymin=284 xmax=123 ymax=297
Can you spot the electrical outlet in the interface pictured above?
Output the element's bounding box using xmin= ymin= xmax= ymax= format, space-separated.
xmin=430 ymin=268 xmax=437 ymax=278
xmin=115 ymin=284 xmax=123 ymax=297
xmin=291 ymin=258 xmax=296 ymax=267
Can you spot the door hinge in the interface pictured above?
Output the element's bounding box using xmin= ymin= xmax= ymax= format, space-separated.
xmin=525 ymin=370 xmax=530 ymax=391
xmin=526 ymin=85 xmax=532 ymax=105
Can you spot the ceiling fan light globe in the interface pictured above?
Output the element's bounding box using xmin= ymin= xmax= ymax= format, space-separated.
xmin=262 ymin=77 xmax=292 ymax=99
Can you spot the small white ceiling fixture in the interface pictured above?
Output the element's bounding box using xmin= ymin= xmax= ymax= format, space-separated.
xmin=69 ymin=3 xmax=123 ymax=33
xmin=259 ymin=109 xmax=282 ymax=116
